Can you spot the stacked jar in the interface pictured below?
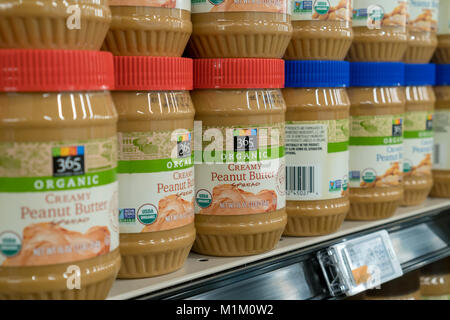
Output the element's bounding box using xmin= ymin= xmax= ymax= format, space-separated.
xmin=0 ymin=1 xmax=119 ymax=300
xmin=102 ymin=2 xmax=196 ymax=278
xmin=192 ymin=59 xmax=287 ymax=256
xmin=431 ymin=64 xmax=450 ymax=197
xmin=188 ymin=1 xmax=291 ymax=256
xmin=347 ymin=63 xmax=405 ymax=220
xmin=281 ymin=1 xmax=352 ymax=236
xmin=402 ymin=64 xmax=436 ymax=206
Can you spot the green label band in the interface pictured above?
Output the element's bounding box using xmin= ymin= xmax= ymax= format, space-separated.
xmin=328 ymin=142 xmax=349 ymax=153
xmin=118 ymin=156 xmax=194 ymax=174
xmin=0 ymin=169 xmax=116 ymax=193
xmin=404 ymin=131 xmax=433 ymax=139
xmin=195 ymin=147 xmax=284 ymax=163
xmin=349 ymin=136 xmax=403 ymax=146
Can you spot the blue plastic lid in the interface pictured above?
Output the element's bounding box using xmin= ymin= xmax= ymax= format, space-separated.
xmin=284 ymin=60 xmax=350 ymax=88
xmin=436 ymin=64 xmax=450 ymax=85
xmin=405 ymin=63 xmax=436 ymax=86
xmin=350 ymin=62 xmax=405 ymax=87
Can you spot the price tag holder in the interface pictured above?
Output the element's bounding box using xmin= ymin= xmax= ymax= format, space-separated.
xmin=317 ymin=230 xmax=403 ymax=297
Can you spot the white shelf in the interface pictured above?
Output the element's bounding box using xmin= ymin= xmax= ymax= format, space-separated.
xmin=107 ymin=198 xmax=450 ymax=300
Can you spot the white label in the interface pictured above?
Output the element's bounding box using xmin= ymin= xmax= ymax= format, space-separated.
xmin=408 ymin=0 xmax=438 ymax=32
xmin=285 ymin=121 xmax=349 ymax=201
xmin=0 ymin=182 xmax=119 ymax=266
xmin=433 ymin=110 xmax=450 ymax=169
xmin=291 ymin=0 xmax=352 ymax=21
xmin=118 ymin=169 xmax=194 ymax=233
xmin=353 ymin=0 xmax=408 ymax=28
xmin=191 ymin=0 xmax=289 ymax=14
xmin=194 ymin=124 xmax=286 ymax=215
xmin=349 ymin=114 xmax=404 ymax=188
xmin=109 ymin=0 xmax=191 ymax=11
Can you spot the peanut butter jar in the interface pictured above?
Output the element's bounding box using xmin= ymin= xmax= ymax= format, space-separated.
xmin=103 ymin=1 xmax=192 ymax=56
xmin=348 ymin=0 xmax=408 ymax=62
xmin=403 ymin=0 xmax=438 ymax=63
xmin=285 ymin=0 xmax=353 ymax=60
xmin=365 ymin=270 xmax=421 ymax=300
xmin=420 ymin=257 xmax=450 ymax=300
xmin=0 ymin=0 xmax=111 ymax=50
xmin=188 ymin=0 xmax=292 ymax=58
xmin=347 ymin=62 xmax=405 ymax=220
xmin=0 ymin=50 xmax=120 ymax=300
xmin=283 ymin=61 xmax=350 ymax=236
xmin=192 ymin=59 xmax=287 ymax=256
xmin=431 ymin=64 xmax=450 ymax=197
xmin=113 ymin=56 xmax=195 ymax=278
xmin=402 ymin=63 xmax=435 ymax=206
xmin=433 ymin=0 xmax=450 ymax=63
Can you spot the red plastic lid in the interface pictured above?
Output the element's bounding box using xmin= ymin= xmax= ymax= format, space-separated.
xmin=0 ymin=49 xmax=114 ymax=92
xmin=194 ymin=58 xmax=285 ymax=89
xmin=114 ymin=56 xmax=193 ymax=91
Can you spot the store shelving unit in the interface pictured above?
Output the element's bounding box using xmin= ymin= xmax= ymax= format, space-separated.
xmin=107 ymin=198 xmax=450 ymax=300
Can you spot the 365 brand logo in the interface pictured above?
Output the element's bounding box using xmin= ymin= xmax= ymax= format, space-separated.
xmin=65 ymin=265 xmax=81 ymax=290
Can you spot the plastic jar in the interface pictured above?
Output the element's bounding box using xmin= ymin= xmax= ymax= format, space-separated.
xmin=0 ymin=0 xmax=111 ymax=50
xmin=285 ymin=0 xmax=353 ymax=60
xmin=347 ymin=62 xmax=405 ymax=220
xmin=365 ymin=270 xmax=421 ymax=300
xmin=402 ymin=63 xmax=435 ymax=206
xmin=192 ymin=59 xmax=287 ymax=256
xmin=348 ymin=0 xmax=408 ymax=62
xmin=283 ymin=61 xmax=350 ymax=236
xmin=188 ymin=1 xmax=292 ymax=58
xmin=403 ymin=0 xmax=438 ymax=63
xmin=431 ymin=64 xmax=450 ymax=197
xmin=433 ymin=0 xmax=450 ymax=63
xmin=420 ymin=257 xmax=450 ymax=300
xmin=0 ymin=50 xmax=120 ymax=299
xmin=103 ymin=1 xmax=192 ymax=56
xmin=112 ymin=56 xmax=195 ymax=278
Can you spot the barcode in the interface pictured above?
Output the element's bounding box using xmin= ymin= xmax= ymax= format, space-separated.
xmin=286 ymin=166 xmax=316 ymax=194
xmin=434 ymin=144 xmax=440 ymax=165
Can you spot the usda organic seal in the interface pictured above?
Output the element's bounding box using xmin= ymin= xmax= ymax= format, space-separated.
xmin=137 ymin=204 xmax=158 ymax=225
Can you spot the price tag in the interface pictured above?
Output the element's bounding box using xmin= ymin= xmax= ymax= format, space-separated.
xmin=318 ymin=230 xmax=403 ymax=297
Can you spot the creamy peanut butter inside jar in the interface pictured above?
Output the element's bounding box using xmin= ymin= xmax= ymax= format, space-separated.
xmin=348 ymin=0 xmax=408 ymax=62
xmin=283 ymin=61 xmax=350 ymax=236
xmin=192 ymin=59 xmax=287 ymax=256
xmin=402 ymin=63 xmax=435 ymax=206
xmin=403 ymin=0 xmax=438 ymax=63
xmin=430 ymin=64 xmax=450 ymax=197
xmin=0 ymin=0 xmax=111 ymax=50
xmin=365 ymin=270 xmax=421 ymax=300
xmin=188 ymin=0 xmax=293 ymax=58
xmin=0 ymin=50 xmax=120 ymax=299
xmin=347 ymin=62 xmax=405 ymax=220
xmin=113 ymin=56 xmax=195 ymax=278
xmin=103 ymin=0 xmax=192 ymax=56
xmin=420 ymin=257 xmax=450 ymax=300
xmin=433 ymin=0 xmax=450 ymax=63
xmin=285 ymin=0 xmax=353 ymax=60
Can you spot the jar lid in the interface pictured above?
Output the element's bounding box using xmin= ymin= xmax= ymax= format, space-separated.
xmin=350 ymin=62 xmax=405 ymax=87
xmin=193 ymin=59 xmax=284 ymax=89
xmin=405 ymin=63 xmax=436 ymax=86
xmin=0 ymin=49 xmax=114 ymax=92
xmin=114 ymin=56 xmax=193 ymax=91
xmin=285 ymin=60 xmax=350 ymax=88
xmin=436 ymin=64 xmax=450 ymax=86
